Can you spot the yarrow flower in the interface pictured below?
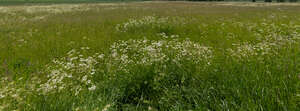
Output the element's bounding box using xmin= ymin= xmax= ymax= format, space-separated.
xmin=39 ymin=49 xmax=99 ymax=95
xmin=115 ymin=16 xmax=186 ymax=32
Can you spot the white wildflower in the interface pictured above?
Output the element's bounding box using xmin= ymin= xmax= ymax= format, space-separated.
xmin=102 ymin=104 xmax=111 ymax=111
xmin=88 ymin=85 xmax=96 ymax=91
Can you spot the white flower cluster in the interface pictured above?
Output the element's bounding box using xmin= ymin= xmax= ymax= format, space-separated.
xmin=0 ymin=4 xmax=91 ymax=14
xmin=37 ymin=34 xmax=213 ymax=96
xmin=115 ymin=16 xmax=184 ymax=32
xmin=107 ymin=36 xmax=213 ymax=73
xmin=0 ymin=77 xmax=19 ymax=101
xmin=227 ymin=42 xmax=278 ymax=61
xmin=227 ymin=22 xmax=300 ymax=62
xmin=0 ymin=76 xmax=40 ymax=110
xmin=157 ymin=32 xmax=179 ymax=39
xmin=0 ymin=77 xmax=20 ymax=101
xmin=39 ymin=48 xmax=98 ymax=95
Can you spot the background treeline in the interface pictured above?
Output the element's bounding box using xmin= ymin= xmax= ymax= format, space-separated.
xmin=171 ymin=0 xmax=298 ymax=2
xmin=0 ymin=0 xmax=147 ymax=3
xmin=0 ymin=0 xmax=141 ymax=1
xmin=0 ymin=0 xmax=148 ymax=5
xmin=0 ymin=0 xmax=298 ymax=3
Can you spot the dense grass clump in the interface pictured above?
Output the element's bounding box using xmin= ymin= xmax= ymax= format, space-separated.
xmin=1 ymin=2 xmax=300 ymax=111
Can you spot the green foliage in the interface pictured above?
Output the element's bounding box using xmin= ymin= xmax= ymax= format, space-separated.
xmin=1 ymin=2 xmax=300 ymax=111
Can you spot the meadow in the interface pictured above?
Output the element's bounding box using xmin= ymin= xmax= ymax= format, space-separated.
xmin=0 ymin=1 xmax=300 ymax=111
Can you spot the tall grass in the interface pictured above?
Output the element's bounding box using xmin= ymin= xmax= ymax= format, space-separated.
xmin=0 ymin=2 xmax=300 ymax=111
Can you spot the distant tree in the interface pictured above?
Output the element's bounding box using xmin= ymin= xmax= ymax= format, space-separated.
xmin=289 ymin=0 xmax=297 ymax=2
xmin=252 ymin=0 xmax=256 ymax=2
xmin=276 ymin=0 xmax=285 ymax=2
xmin=265 ymin=0 xmax=272 ymax=2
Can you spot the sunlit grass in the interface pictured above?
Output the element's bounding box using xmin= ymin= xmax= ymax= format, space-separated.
xmin=0 ymin=2 xmax=300 ymax=111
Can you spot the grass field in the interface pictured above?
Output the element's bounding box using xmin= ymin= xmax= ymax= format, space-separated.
xmin=0 ymin=1 xmax=300 ymax=111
